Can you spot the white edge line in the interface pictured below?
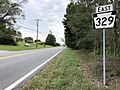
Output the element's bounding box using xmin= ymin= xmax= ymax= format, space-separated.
xmin=4 ymin=49 xmax=64 ymax=90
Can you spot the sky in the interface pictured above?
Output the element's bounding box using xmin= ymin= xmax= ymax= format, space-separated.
xmin=16 ymin=0 xmax=70 ymax=44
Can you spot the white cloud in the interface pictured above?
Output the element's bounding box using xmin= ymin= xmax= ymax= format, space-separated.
xmin=17 ymin=0 xmax=70 ymax=43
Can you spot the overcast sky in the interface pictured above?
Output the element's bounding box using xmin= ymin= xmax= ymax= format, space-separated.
xmin=16 ymin=0 xmax=70 ymax=43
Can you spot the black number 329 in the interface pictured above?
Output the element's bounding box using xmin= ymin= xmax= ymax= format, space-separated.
xmin=96 ymin=16 xmax=114 ymax=26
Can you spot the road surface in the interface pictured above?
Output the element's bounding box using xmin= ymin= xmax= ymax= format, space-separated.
xmin=0 ymin=47 xmax=64 ymax=90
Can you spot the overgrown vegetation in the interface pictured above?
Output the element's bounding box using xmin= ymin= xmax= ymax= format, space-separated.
xmin=62 ymin=1 xmax=120 ymax=89
xmin=63 ymin=0 xmax=120 ymax=57
xmin=78 ymin=49 xmax=120 ymax=90
xmin=23 ymin=48 xmax=96 ymax=90
xmin=23 ymin=48 xmax=120 ymax=90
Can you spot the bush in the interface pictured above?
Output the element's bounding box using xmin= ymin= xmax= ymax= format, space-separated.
xmin=55 ymin=43 xmax=61 ymax=46
xmin=16 ymin=38 xmax=23 ymax=42
xmin=0 ymin=36 xmax=18 ymax=46
xmin=34 ymin=40 xmax=41 ymax=43
xmin=38 ymin=42 xmax=44 ymax=45
xmin=24 ymin=37 xmax=33 ymax=43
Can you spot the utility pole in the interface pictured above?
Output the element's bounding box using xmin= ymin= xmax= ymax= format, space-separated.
xmin=35 ymin=19 xmax=41 ymax=48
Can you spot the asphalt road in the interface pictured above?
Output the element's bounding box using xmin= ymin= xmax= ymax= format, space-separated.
xmin=0 ymin=47 xmax=65 ymax=90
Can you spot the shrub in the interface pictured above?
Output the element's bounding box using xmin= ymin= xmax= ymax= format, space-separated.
xmin=24 ymin=37 xmax=33 ymax=43
xmin=0 ymin=36 xmax=18 ymax=46
xmin=55 ymin=43 xmax=61 ymax=46
xmin=34 ymin=40 xmax=41 ymax=43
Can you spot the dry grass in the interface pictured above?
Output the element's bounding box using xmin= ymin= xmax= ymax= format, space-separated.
xmin=79 ymin=50 xmax=120 ymax=90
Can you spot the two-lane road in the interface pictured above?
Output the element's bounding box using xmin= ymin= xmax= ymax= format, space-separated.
xmin=0 ymin=47 xmax=65 ymax=90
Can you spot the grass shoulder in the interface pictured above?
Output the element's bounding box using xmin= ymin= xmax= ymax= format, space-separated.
xmin=23 ymin=48 xmax=96 ymax=90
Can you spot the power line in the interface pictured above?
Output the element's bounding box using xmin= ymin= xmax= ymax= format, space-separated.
xmin=17 ymin=24 xmax=64 ymax=43
xmin=15 ymin=24 xmax=46 ymax=37
xmin=18 ymin=25 xmax=36 ymax=31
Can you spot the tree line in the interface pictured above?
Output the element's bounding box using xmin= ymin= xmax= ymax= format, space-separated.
xmin=63 ymin=0 xmax=120 ymax=57
xmin=24 ymin=32 xmax=61 ymax=47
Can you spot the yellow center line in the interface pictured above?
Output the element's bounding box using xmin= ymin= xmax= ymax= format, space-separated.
xmin=0 ymin=50 xmax=41 ymax=60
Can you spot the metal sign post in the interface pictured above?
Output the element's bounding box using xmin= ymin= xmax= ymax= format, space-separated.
xmin=93 ymin=4 xmax=116 ymax=86
xmin=103 ymin=29 xmax=106 ymax=85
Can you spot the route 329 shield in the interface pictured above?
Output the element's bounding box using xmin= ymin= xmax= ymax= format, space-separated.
xmin=93 ymin=11 xmax=116 ymax=29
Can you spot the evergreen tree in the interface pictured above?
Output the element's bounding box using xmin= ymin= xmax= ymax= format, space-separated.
xmin=45 ymin=33 xmax=56 ymax=46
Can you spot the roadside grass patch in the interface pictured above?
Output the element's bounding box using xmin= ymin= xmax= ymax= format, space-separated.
xmin=78 ymin=50 xmax=120 ymax=90
xmin=23 ymin=48 xmax=96 ymax=90
xmin=0 ymin=42 xmax=53 ymax=51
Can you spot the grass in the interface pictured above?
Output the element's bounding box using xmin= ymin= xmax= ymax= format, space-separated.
xmin=0 ymin=42 xmax=53 ymax=51
xmin=23 ymin=48 xmax=96 ymax=90
xmin=78 ymin=50 xmax=120 ymax=90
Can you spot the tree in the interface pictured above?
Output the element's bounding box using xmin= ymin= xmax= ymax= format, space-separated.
xmin=63 ymin=1 xmax=93 ymax=50
xmin=63 ymin=2 xmax=77 ymax=49
xmin=45 ymin=34 xmax=56 ymax=46
xmin=0 ymin=0 xmax=27 ymax=45
xmin=63 ymin=0 xmax=120 ymax=56
xmin=0 ymin=0 xmax=27 ymax=28
xmin=17 ymin=31 xmax=22 ymax=38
